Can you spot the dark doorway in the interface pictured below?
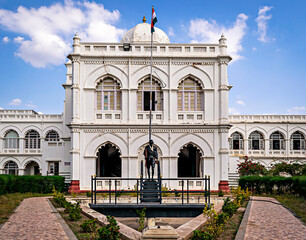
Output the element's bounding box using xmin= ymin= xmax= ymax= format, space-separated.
xmin=178 ymin=144 xmax=201 ymax=177
xmin=96 ymin=143 xmax=121 ymax=177
xmin=144 ymin=91 xmax=155 ymax=111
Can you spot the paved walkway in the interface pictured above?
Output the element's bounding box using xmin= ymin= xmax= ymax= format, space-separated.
xmin=236 ymin=196 xmax=306 ymax=240
xmin=0 ymin=197 xmax=72 ymax=240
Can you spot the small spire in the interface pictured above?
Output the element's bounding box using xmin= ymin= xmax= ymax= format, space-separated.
xmin=142 ymin=15 xmax=146 ymax=23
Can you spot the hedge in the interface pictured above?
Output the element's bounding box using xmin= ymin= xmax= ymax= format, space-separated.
xmin=0 ymin=175 xmax=65 ymax=195
xmin=239 ymin=175 xmax=306 ymax=197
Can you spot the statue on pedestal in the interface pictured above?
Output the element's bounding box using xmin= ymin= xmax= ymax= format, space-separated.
xmin=143 ymin=140 xmax=158 ymax=180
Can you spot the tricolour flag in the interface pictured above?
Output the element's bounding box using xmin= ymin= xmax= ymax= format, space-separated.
xmin=151 ymin=7 xmax=157 ymax=33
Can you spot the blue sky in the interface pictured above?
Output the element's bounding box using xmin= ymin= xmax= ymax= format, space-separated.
xmin=0 ymin=0 xmax=305 ymax=115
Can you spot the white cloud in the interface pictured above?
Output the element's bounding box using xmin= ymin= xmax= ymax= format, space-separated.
xmin=9 ymin=98 xmax=22 ymax=106
xmin=236 ymin=100 xmax=245 ymax=106
xmin=14 ymin=36 xmax=24 ymax=43
xmin=0 ymin=1 xmax=125 ymax=68
xmin=256 ymin=6 xmax=273 ymax=43
xmin=168 ymin=27 xmax=175 ymax=37
xmin=287 ymin=106 xmax=306 ymax=115
xmin=188 ymin=13 xmax=248 ymax=62
xmin=229 ymin=107 xmax=241 ymax=115
xmin=0 ymin=107 xmax=3 ymax=110
xmin=252 ymin=47 xmax=257 ymax=51
xmin=25 ymin=102 xmax=37 ymax=108
xmin=2 ymin=36 xmax=9 ymax=42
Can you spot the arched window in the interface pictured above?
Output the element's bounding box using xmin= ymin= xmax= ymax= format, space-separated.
xmin=290 ymin=131 xmax=305 ymax=150
xmin=25 ymin=130 xmax=40 ymax=149
xmin=248 ymin=131 xmax=264 ymax=150
xmin=96 ymin=77 xmax=121 ymax=111
xmin=270 ymin=131 xmax=285 ymax=150
xmin=4 ymin=161 xmax=18 ymax=175
xmin=230 ymin=132 xmax=244 ymax=150
xmin=178 ymin=78 xmax=203 ymax=111
xmin=4 ymin=130 xmax=19 ymax=149
xmin=137 ymin=78 xmax=162 ymax=111
xmin=45 ymin=130 xmax=59 ymax=142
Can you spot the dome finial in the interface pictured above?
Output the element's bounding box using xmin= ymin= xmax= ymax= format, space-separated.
xmin=142 ymin=15 xmax=146 ymax=23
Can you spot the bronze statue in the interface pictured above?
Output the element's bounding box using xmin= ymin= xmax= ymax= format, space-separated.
xmin=143 ymin=140 xmax=158 ymax=180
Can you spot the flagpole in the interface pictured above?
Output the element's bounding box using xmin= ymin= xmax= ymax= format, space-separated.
xmin=149 ymin=6 xmax=153 ymax=142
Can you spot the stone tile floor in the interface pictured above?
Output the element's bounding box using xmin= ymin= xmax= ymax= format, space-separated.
xmin=0 ymin=197 xmax=69 ymax=240
xmin=244 ymin=196 xmax=306 ymax=240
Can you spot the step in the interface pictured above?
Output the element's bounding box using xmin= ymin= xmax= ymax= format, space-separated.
xmin=140 ymin=198 xmax=161 ymax=202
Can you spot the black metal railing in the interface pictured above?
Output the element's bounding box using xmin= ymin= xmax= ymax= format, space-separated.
xmin=91 ymin=172 xmax=210 ymax=205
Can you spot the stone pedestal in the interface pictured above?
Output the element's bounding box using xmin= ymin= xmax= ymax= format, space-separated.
xmin=68 ymin=180 xmax=81 ymax=193
xmin=142 ymin=226 xmax=178 ymax=240
xmin=218 ymin=180 xmax=230 ymax=192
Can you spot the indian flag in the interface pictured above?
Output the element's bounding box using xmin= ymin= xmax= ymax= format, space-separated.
xmin=151 ymin=7 xmax=157 ymax=33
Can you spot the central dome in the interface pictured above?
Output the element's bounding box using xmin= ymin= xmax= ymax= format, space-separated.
xmin=121 ymin=23 xmax=170 ymax=44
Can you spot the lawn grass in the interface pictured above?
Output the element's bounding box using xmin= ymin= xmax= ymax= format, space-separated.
xmin=267 ymin=195 xmax=306 ymax=224
xmin=0 ymin=193 xmax=51 ymax=225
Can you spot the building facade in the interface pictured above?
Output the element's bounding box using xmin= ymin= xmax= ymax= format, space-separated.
xmin=0 ymin=21 xmax=305 ymax=191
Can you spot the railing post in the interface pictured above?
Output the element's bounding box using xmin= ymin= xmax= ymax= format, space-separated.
xmin=205 ymin=175 xmax=207 ymax=204
xmin=136 ymin=179 xmax=139 ymax=204
xmin=91 ymin=175 xmax=93 ymax=204
xmin=187 ymin=179 xmax=189 ymax=204
xmin=182 ymin=180 xmax=184 ymax=204
xmin=115 ymin=180 xmax=117 ymax=205
xmin=94 ymin=175 xmax=97 ymax=204
xmin=208 ymin=175 xmax=210 ymax=204
xmin=109 ymin=180 xmax=112 ymax=204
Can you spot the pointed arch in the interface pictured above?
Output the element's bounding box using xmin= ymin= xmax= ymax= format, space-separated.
xmin=84 ymin=64 xmax=128 ymax=89
xmin=130 ymin=134 xmax=168 ymax=156
xmin=84 ymin=133 xmax=128 ymax=157
xmin=172 ymin=65 xmax=213 ymax=89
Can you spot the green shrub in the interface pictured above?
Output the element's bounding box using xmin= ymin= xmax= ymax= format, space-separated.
xmin=80 ymin=219 xmax=97 ymax=233
xmin=222 ymin=197 xmax=238 ymax=217
xmin=218 ymin=190 xmax=224 ymax=197
xmin=136 ymin=208 xmax=146 ymax=232
xmin=69 ymin=202 xmax=82 ymax=221
xmin=270 ymin=162 xmax=305 ymax=176
xmin=174 ymin=189 xmax=180 ymax=197
xmin=0 ymin=175 xmax=64 ymax=195
xmin=239 ymin=175 xmax=306 ymax=197
xmin=97 ymin=216 xmax=122 ymax=240
xmin=192 ymin=230 xmax=213 ymax=240
xmin=86 ymin=191 xmax=92 ymax=198
xmin=162 ymin=186 xmax=170 ymax=197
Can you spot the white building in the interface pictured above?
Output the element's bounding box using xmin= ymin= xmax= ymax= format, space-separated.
xmin=0 ymin=20 xmax=305 ymax=191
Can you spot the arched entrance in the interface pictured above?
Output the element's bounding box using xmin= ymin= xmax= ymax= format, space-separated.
xmin=96 ymin=143 xmax=121 ymax=177
xmin=178 ymin=144 xmax=201 ymax=177
xmin=24 ymin=161 xmax=40 ymax=175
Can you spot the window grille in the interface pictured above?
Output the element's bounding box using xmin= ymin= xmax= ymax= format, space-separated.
xmin=45 ymin=130 xmax=59 ymax=142
xmin=269 ymin=131 xmax=285 ymax=150
xmin=178 ymin=78 xmax=203 ymax=111
xmin=4 ymin=161 xmax=18 ymax=175
xmin=290 ymin=131 xmax=305 ymax=150
xmin=137 ymin=78 xmax=163 ymax=111
xmin=25 ymin=130 xmax=40 ymax=149
xmin=4 ymin=130 xmax=19 ymax=149
xmin=249 ymin=131 xmax=264 ymax=150
xmin=230 ymin=132 xmax=244 ymax=150
xmin=96 ymin=77 xmax=121 ymax=111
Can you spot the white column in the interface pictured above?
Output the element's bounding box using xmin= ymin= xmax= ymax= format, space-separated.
xmin=244 ymin=139 xmax=249 ymax=156
xmin=265 ymin=139 xmax=270 ymax=156
xmin=162 ymin=89 xmax=169 ymax=123
xmin=20 ymin=138 xmax=24 ymax=153
xmin=121 ymin=89 xmax=128 ymax=122
xmin=285 ymin=139 xmax=290 ymax=156
xmin=82 ymin=157 xmax=96 ymax=190
xmin=71 ymin=129 xmax=80 ymax=180
xmin=169 ymin=90 xmax=177 ymax=122
xmin=129 ymin=89 xmax=137 ymax=122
